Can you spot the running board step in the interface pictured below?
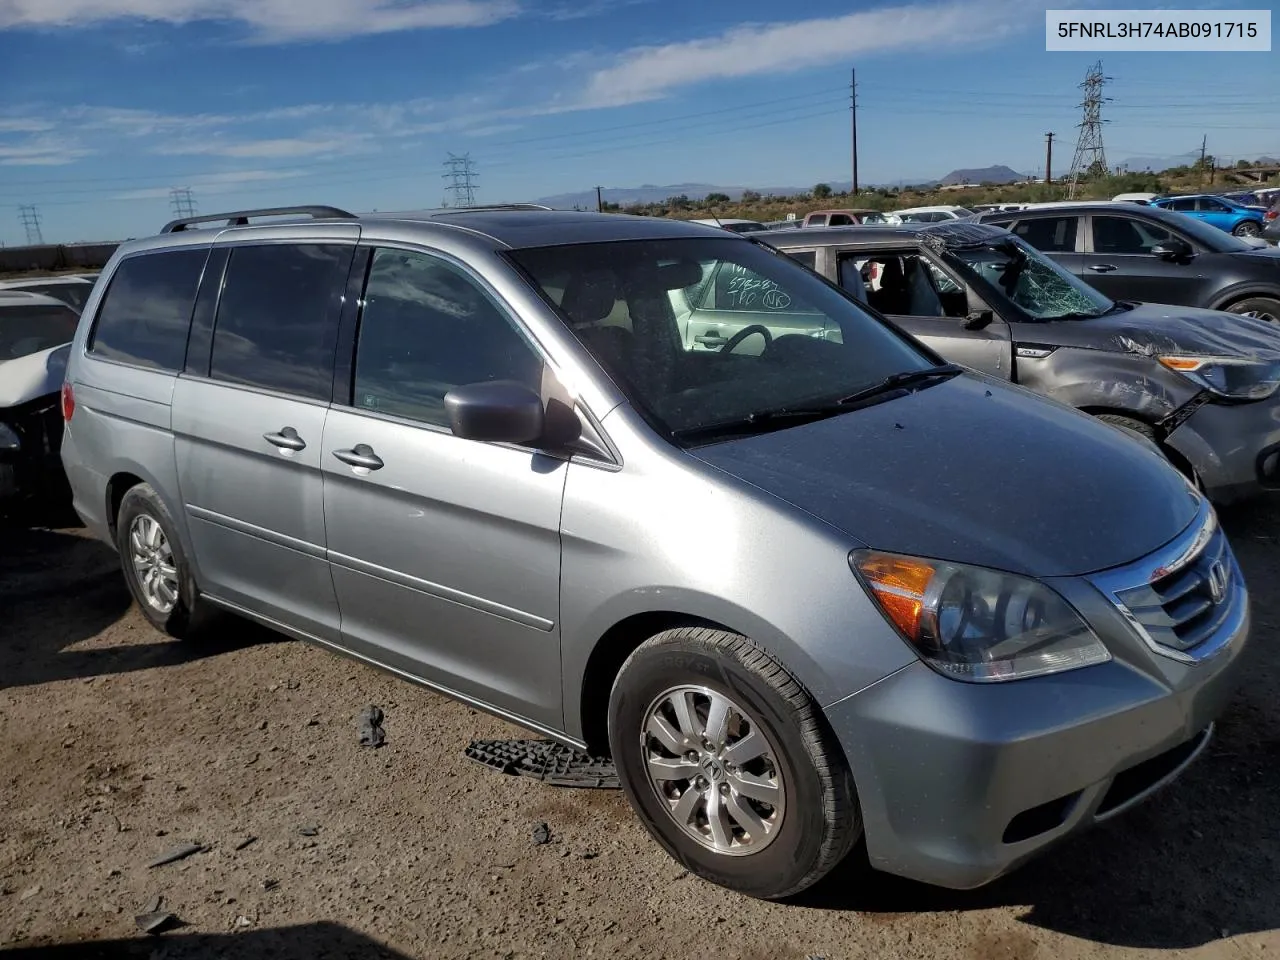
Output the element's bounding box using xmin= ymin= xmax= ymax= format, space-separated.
xmin=464 ymin=738 xmax=619 ymax=789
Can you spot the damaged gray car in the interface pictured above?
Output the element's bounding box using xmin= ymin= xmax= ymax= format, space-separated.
xmin=760 ymin=222 xmax=1280 ymax=504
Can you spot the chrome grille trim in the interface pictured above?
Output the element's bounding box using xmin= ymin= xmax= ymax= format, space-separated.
xmin=1089 ymin=500 xmax=1248 ymax=664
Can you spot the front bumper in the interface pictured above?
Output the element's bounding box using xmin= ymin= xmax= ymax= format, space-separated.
xmin=824 ymin=504 xmax=1250 ymax=890
xmin=0 ymin=396 xmax=66 ymax=507
xmin=1164 ymin=393 xmax=1280 ymax=504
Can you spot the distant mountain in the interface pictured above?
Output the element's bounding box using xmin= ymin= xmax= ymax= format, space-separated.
xmin=1118 ymin=151 xmax=1200 ymax=173
xmin=938 ymin=165 xmax=1028 ymax=186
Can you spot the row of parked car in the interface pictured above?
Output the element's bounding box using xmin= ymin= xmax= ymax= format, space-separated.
xmin=33 ymin=201 xmax=1261 ymax=903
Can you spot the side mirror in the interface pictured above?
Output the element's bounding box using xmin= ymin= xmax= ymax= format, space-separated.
xmin=1151 ymin=238 xmax=1192 ymax=261
xmin=443 ymin=381 xmax=544 ymax=444
xmin=963 ymin=310 xmax=994 ymax=330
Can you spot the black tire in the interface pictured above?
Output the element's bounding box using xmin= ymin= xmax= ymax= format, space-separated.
xmin=1224 ymin=296 xmax=1280 ymax=323
xmin=1093 ymin=413 xmax=1156 ymax=443
xmin=608 ymin=627 xmax=860 ymax=900
xmin=114 ymin=482 xmax=196 ymax=638
xmin=1232 ymin=220 xmax=1262 ymax=238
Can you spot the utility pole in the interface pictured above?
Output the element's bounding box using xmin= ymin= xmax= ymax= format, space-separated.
xmin=1200 ymin=135 xmax=1210 ymax=185
xmin=1066 ymin=60 xmax=1111 ymax=199
xmin=169 ymin=187 xmax=197 ymax=219
xmin=18 ymin=205 xmax=44 ymax=245
xmin=596 ymin=186 xmax=603 ymax=212
xmin=442 ymin=153 xmax=478 ymax=207
xmin=850 ymin=68 xmax=859 ymax=195
xmin=1044 ymin=132 xmax=1054 ymax=185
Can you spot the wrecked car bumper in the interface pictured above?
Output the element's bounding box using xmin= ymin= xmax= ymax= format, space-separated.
xmin=1164 ymin=394 xmax=1280 ymax=503
xmin=0 ymin=395 xmax=67 ymax=508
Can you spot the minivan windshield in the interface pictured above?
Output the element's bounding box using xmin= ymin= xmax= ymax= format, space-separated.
xmin=0 ymin=304 xmax=80 ymax=363
xmin=948 ymin=236 xmax=1117 ymax=321
xmin=507 ymin=237 xmax=937 ymax=441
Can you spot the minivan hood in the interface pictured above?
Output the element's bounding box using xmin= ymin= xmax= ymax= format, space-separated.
xmin=0 ymin=343 xmax=70 ymax=408
xmin=691 ymin=375 xmax=1199 ymax=578
xmin=1050 ymin=302 xmax=1280 ymax=360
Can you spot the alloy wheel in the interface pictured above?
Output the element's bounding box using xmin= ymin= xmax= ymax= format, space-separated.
xmin=129 ymin=514 xmax=179 ymax=614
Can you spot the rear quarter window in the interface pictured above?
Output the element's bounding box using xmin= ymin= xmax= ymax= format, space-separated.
xmin=88 ymin=249 xmax=210 ymax=371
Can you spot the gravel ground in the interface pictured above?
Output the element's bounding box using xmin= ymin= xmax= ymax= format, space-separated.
xmin=1 ymin=501 xmax=1279 ymax=960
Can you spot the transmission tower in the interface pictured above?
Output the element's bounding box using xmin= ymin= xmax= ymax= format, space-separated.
xmin=18 ymin=205 xmax=44 ymax=245
xmin=169 ymin=187 xmax=198 ymax=219
xmin=442 ymin=153 xmax=478 ymax=207
xmin=1066 ymin=60 xmax=1111 ymax=198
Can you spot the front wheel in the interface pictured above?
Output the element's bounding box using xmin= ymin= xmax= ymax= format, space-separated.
xmin=608 ymin=627 xmax=861 ymax=899
xmin=1224 ymin=296 xmax=1280 ymax=323
xmin=1232 ymin=221 xmax=1262 ymax=238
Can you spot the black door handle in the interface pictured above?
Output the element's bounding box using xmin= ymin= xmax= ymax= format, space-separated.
xmin=333 ymin=444 xmax=384 ymax=471
xmin=264 ymin=426 xmax=306 ymax=451
xmin=1088 ymin=264 xmax=1117 ymax=273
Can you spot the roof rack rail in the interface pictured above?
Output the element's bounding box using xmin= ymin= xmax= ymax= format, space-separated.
xmin=160 ymin=205 xmax=356 ymax=234
xmin=438 ymin=203 xmax=554 ymax=213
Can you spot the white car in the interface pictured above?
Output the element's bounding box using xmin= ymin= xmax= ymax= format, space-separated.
xmin=890 ymin=205 xmax=975 ymax=223
xmin=0 ymin=275 xmax=96 ymax=313
xmin=0 ymin=291 xmax=79 ymax=508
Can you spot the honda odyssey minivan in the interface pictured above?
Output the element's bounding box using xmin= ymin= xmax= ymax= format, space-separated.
xmin=61 ymin=205 xmax=1249 ymax=899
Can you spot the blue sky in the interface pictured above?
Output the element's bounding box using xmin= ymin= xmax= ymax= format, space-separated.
xmin=0 ymin=0 xmax=1276 ymax=244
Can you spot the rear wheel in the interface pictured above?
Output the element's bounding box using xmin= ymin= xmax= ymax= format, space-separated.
xmin=608 ymin=627 xmax=861 ymax=899
xmin=1232 ymin=221 xmax=1262 ymax=238
xmin=115 ymin=483 xmax=196 ymax=638
xmin=1224 ymin=297 xmax=1280 ymax=323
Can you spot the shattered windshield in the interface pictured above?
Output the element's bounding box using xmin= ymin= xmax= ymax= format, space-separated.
xmin=950 ymin=236 xmax=1115 ymax=321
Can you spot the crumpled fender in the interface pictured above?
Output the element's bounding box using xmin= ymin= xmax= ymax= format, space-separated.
xmin=0 ymin=344 xmax=70 ymax=409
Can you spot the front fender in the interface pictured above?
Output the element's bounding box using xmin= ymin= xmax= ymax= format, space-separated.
xmin=1016 ymin=346 xmax=1197 ymax=423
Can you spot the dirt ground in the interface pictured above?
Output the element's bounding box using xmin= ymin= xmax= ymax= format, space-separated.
xmin=1 ymin=500 xmax=1279 ymax=960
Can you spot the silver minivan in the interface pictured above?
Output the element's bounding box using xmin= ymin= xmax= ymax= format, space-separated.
xmin=61 ymin=205 xmax=1249 ymax=899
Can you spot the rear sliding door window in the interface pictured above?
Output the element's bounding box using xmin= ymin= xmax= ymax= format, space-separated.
xmin=88 ymin=249 xmax=208 ymax=371
xmin=209 ymin=244 xmax=349 ymax=400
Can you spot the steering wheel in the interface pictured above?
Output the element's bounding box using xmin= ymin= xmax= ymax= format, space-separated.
xmin=719 ymin=324 xmax=773 ymax=356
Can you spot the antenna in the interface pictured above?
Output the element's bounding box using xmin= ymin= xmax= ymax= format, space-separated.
xmin=1067 ymin=60 xmax=1111 ymax=199
xmin=442 ymin=153 xmax=478 ymax=208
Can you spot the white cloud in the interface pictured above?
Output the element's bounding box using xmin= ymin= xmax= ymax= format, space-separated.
xmin=0 ymin=0 xmax=519 ymax=41
xmin=0 ymin=134 xmax=94 ymax=165
xmin=155 ymin=134 xmax=372 ymax=159
xmin=579 ymin=0 xmax=1037 ymax=107
xmin=111 ymin=168 xmax=306 ymax=200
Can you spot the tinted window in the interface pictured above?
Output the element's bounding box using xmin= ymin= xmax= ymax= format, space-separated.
xmin=88 ymin=249 xmax=207 ymax=371
xmin=1167 ymin=198 xmax=1197 ymax=211
xmin=1092 ymin=216 xmax=1175 ymax=254
xmin=1011 ymin=216 xmax=1078 ymax=253
xmin=1198 ymin=197 xmax=1229 ymax=212
xmin=1 ymin=303 xmax=80 ymax=362
xmin=352 ymin=249 xmax=543 ymax=427
xmin=210 ymin=244 xmax=348 ymax=400
xmin=14 ymin=282 xmax=90 ymax=312
xmin=784 ymin=250 xmax=816 ymax=270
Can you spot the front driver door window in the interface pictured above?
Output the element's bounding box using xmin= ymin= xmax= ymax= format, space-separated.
xmin=846 ymin=250 xmax=1011 ymax=379
xmin=1087 ymin=215 xmax=1201 ymax=303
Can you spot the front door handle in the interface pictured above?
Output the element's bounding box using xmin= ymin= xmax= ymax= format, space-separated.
xmin=264 ymin=426 xmax=306 ymax=452
xmin=333 ymin=444 xmax=384 ymax=471
xmin=1088 ymin=263 xmax=1117 ymax=273
xmin=695 ymin=334 xmax=729 ymax=347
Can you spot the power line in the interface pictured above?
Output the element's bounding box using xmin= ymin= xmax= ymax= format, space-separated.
xmin=169 ymin=187 xmax=197 ymax=219
xmin=1067 ymin=60 xmax=1111 ymax=198
xmin=442 ymin=152 xmax=478 ymax=207
xmin=18 ymin=205 xmax=43 ymax=245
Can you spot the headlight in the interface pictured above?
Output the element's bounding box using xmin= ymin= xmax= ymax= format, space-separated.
xmin=1158 ymin=355 xmax=1280 ymax=400
xmin=851 ymin=550 xmax=1110 ymax=682
xmin=0 ymin=422 xmax=19 ymax=453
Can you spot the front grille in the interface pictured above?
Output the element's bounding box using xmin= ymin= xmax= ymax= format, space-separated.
xmin=1091 ymin=501 xmax=1247 ymax=664
xmin=1113 ymin=526 xmax=1237 ymax=653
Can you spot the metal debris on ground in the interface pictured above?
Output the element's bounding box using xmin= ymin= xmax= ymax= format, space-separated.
xmin=233 ymin=835 xmax=257 ymax=851
xmin=464 ymin=739 xmax=619 ymax=789
xmin=358 ymin=705 xmax=386 ymax=748
xmin=298 ymin=826 xmax=319 ymax=837
xmin=147 ymin=843 xmax=203 ymax=868
xmin=531 ymin=822 xmax=551 ymax=845
xmin=135 ymin=911 xmax=176 ymax=935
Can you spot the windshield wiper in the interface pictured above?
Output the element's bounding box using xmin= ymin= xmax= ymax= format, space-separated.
xmin=673 ymin=406 xmax=850 ymax=443
xmin=834 ymin=363 xmax=964 ymax=408
xmin=672 ymin=363 xmax=965 ymax=444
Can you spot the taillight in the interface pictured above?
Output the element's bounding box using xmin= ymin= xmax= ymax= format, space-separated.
xmin=61 ymin=382 xmax=75 ymax=422
xmin=1266 ymin=209 xmax=1278 ymax=221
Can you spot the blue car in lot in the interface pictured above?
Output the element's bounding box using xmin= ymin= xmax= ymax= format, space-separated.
xmin=1152 ymin=194 xmax=1268 ymax=239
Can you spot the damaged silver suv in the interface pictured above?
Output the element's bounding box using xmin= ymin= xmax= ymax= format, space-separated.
xmin=765 ymin=221 xmax=1280 ymax=504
